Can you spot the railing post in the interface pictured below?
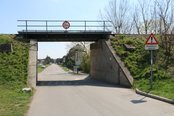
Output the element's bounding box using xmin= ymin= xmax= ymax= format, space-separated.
xmin=84 ymin=21 xmax=86 ymax=32
xmin=26 ymin=20 xmax=28 ymax=32
xmin=103 ymin=21 xmax=105 ymax=32
xmin=46 ymin=20 xmax=48 ymax=32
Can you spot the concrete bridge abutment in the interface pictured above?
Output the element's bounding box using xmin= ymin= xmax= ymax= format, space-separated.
xmin=28 ymin=39 xmax=38 ymax=88
xmin=27 ymin=39 xmax=133 ymax=88
xmin=90 ymin=40 xmax=133 ymax=87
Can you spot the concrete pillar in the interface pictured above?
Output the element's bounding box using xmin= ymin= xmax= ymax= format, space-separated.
xmin=28 ymin=39 xmax=37 ymax=88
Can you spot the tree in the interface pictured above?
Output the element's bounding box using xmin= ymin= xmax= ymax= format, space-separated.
xmin=138 ymin=0 xmax=153 ymax=34
xmin=43 ymin=56 xmax=53 ymax=65
xmin=103 ymin=0 xmax=130 ymax=34
xmin=66 ymin=42 xmax=90 ymax=54
xmin=101 ymin=0 xmax=174 ymax=35
xmin=64 ymin=43 xmax=91 ymax=73
xmin=133 ymin=6 xmax=141 ymax=34
xmin=156 ymin=0 xmax=173 ymax=34
xmin=63 ymin=44 xmax=85 ymax=69
xmin=156 ymin=0 xmax=174 ymax=56
xmin=56 ymin=58 xmax=63 ymax=64
xmin=80 ymin=53 xmax=90 ymax=73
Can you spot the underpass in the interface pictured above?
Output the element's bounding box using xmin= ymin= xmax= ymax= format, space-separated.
xmin=17 ymin=20 xmax=133 ymax=88
xmin=27 ymin=64 xmax=174 ymax=116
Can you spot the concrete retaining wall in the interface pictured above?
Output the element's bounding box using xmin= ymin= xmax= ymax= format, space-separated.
xmin=90 ymin=40 xmax=133 ymax=87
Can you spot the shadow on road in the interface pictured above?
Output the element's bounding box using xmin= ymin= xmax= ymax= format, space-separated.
xmin=130 ymin=96 xmax=147 ymax=104
xmin=37 ymin=76 xmax=122 ymax=88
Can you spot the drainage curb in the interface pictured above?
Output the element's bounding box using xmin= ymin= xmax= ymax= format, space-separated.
xmin=135 ymin=88 xmax=174 ymax=105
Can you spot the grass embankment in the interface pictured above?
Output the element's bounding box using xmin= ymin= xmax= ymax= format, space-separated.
xmin=0 ymin=35 xmax=32 ymax=116
xmin=110 ymin=35 xmax=174 ymax=100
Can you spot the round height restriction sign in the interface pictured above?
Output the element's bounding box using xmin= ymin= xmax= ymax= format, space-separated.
xmin=62 ymin=21 xmax=70 ymax=29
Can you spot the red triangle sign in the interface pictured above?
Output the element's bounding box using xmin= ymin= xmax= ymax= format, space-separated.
xmin=145 ymin=33 xmax=158 ymax=45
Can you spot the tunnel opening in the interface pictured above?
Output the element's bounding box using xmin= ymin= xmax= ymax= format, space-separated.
xmin=36 ymin=42 xmax=92 ymax=86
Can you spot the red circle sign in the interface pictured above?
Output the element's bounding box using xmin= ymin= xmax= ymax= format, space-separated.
xmin=62 ymin=21 xmax=70 ymax=29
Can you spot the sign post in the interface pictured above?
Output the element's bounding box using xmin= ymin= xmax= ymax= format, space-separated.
xmin=74 ymin=51 xmax=81 ymax=74
xmin=145 ymin=33 xmax=159 ymax=89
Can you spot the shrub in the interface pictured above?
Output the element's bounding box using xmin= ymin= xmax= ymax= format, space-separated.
xmin=0 ymin=35 xmax=29 ymax=86
xmin=80 ymin=53 xmax=90 ymax=73
xmin=110 ymin=35 xmax=170 ymax=80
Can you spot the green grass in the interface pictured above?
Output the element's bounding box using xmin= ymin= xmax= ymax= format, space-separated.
xmin=134 ymin=79 xmax=174 ymax=100
xmin=0 ymin=34 xmax=33 ymax=115
xmin=110 ymin=35 xmax=174 ymax=100
xmin=0 ymin=35 xmax=29 ymax=85
xmin=38 ymin=66 xmax=44 ymax=73
xmin=0 ymin=85 xmax=33 ymax=116
xmin=37 ymin=64 xmax=49 ymax=73
xmin=59 ymin=64 xmax=70 ymax=72
xmin=37 ymin=65 xmax=46 ymax=73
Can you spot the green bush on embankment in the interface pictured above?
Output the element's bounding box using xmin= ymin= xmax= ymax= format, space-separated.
xmin=0 ymin=34 xmax=32 ymax=116
xmin=110 ymin=35 xmax=174 ymax=100
xmin=0 ymin=35 xmax=29 ymax=85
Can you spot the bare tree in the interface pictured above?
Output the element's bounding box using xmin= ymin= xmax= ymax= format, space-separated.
xmin=100 ymin=0 xmax=174 ymax=35
xmin=156 ymin=0 xmax=172 ymax=34
xmin=133 ymin=6 xmax=141 ymax=34
xmin=123 ymin=16 xmax=134 ymax=34
xmin=66 ymin=42 xmax=91 ymax=54
xmin=156 ymin=0 xmax=174 ymax=56
xmin=154 ymin=1 xmax=158 ymax=34
xmin=103 ymin=0 xmax=129 ymax=34
xmin=138 ymin=0 xmax=153 ymax=34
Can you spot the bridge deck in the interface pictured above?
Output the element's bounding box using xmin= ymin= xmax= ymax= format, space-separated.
xmin=17 ymin=20 xmax=112 ymax=42
xmin=18 ymin=30 xmax=111 ymax=42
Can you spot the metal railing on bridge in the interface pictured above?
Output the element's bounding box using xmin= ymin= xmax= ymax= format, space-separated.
xmin=17 ymin=20 xmax=112 ymax=33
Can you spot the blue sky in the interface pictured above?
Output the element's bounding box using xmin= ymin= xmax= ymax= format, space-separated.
xmin=0 ymin=0 xmax=110 ymax=59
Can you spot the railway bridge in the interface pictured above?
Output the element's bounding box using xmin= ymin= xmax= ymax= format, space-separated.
xmin=17 ymin=20 xmax=133 ymax=88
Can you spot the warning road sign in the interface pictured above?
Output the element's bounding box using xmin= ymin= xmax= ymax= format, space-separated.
xmin=145 ymin=33 xmax=159 ymax=50
xmin=145 ymin=33 xmax=158 ymax=45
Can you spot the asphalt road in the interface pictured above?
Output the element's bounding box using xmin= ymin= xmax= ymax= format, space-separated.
xmin=27 ymin=64 xmax=174 ymax=116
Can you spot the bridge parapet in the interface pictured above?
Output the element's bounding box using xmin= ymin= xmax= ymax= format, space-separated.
xmin=17 ymin=20 xmax=112 ymax=32
xmin=17 ymin=20 xmax=112 ymax=42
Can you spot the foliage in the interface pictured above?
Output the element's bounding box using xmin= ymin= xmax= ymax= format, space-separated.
xmin=63 ymin=59 xmax=75 ymax=69
xmin=80 ymin=53 xmax=90 ymax=73
xmin=134 ymin=79 xmax=174 ymax=100
xmin=62 ymin=44 xmax=84 ymax=70
xmin=102 ymin=0 xmax=174 ymax=35
xmin=0 ymin=35 xmax=29 ymax=85
xmin=43 ymin=56 xmax=54 ymax=65
xmin=37 ymin=64 xmax=49 ymax=73
xmin=62 ymin=43 xmax=91 ymax=73
xmin=0 ymin=34 xmax=13 ymax=43
xmin=111 ymin=35 xmax=174 ymax=99
xmin=0 ymin=34 xmax=33 ymax=115
xmin=56 ymin=58 xmax=63 ymax=64
xmin=59 ymin=65 xmax=69 ymax=72
xmin=62 ymin=46 xmax=76 ymax=69
xmin=0 ymin=85 xmax=33 ymax=116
